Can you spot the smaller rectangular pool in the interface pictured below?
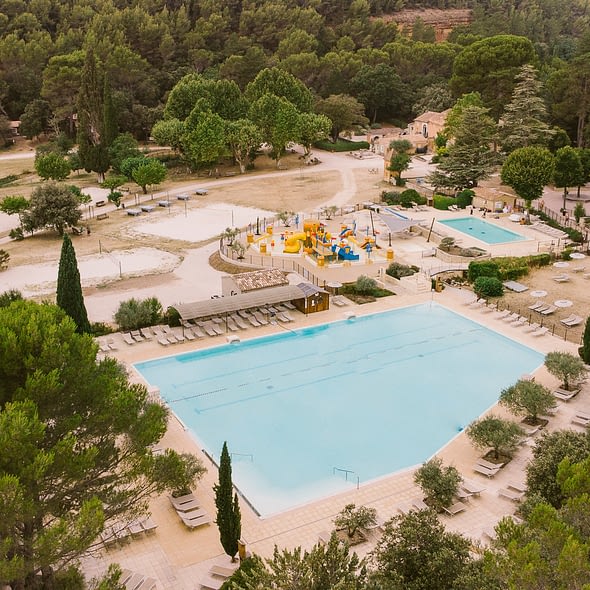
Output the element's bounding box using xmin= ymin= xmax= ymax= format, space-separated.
xmin=439 ymin=217 xmax=526 ymax=244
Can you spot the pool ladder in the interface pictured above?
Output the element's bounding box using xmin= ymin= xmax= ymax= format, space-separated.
xmin=333 ymin=467 xmax=360 ymax=489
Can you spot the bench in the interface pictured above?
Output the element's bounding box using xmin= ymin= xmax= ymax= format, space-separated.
xmin=95 ymin=200 xmax=106 ymax=207
xmin=96 ymin=213 xmax=109 ymax=220
xmin=158 ymin=201 xmax=171 ymax=207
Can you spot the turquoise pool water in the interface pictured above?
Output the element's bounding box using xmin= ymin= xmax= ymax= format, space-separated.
xmin=135 ymin=303 xmax=543 ymax=517
xmin=439 ymin=217 xmax=526 ymax=244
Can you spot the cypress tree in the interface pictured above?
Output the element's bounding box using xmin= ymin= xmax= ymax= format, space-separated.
xmin=214 ymin=441 xmax=242 ymax=561
xmin=56 ymin=234 xmax=91 ymax=334
xmin=580 ymin=317 xmax=590 ymax=362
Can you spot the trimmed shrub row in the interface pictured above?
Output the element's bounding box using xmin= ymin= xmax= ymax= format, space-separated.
xmin=381 ymin=189 xmax=427 ymax=208
xmin=314 ymin=139 xmax=370 ymax=152
xmin=467 ymin=254 xmax=551 ymax=283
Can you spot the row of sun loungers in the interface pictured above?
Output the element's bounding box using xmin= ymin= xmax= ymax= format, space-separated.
xmin=532 ymin=222 xmax=568 ymax=239
xmin=120 ymin=569 xmax=157 ymax=590
xmin=561 ymin=314 xmax=584 ymax=327
xmin=169 ymin=492 xmax=212 ymax=530
xmin=100 ymin=516 xmax=158 ymax=548
xmin=498 ymin=481 xmax=526 ymax=502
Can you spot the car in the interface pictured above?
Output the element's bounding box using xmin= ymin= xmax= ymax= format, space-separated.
xmin=195 ymin=188 xmax=209 ymax=195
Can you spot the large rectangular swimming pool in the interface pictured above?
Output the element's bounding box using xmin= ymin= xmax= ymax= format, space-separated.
xmin=135 ymin=303 xmax=543 ymax=517
xmin=439 ymin=217 xmax=526 ymax=244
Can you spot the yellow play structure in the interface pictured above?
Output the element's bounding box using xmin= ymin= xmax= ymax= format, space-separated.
xmin=283 ymin=232 xmax=308 ymax=253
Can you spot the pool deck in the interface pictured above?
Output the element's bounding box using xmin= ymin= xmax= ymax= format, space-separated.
xmin=83 ymin=286 xmax=586 ymax=588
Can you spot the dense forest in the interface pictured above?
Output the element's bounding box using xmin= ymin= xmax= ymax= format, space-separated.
xmin=1 ymin=0 xmax=590 ymax=148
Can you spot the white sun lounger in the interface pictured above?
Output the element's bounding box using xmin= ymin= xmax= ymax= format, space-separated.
xmin=397 ymin=498 xmax=429 ymax=514
xmin=561 ymin=315 xmax=583 ymax=327
xmin=553 ymin=274 xmax=570 ymax=283
xmin=183 ymin=328 xmax=196 ymax=341
xmin=230 ymin=314 xmax=248 ymax=329
xmin=443 ymin=501 xmax=468 ymax=516
xmin=130 ymin=330 xmax=145 ymax=342
xmin=531 ymin=326 xmax=549 ymax=337
xmin=197 ymin=322 xmax=218 ymax=336
xmin=498 ymin=488 xmax=524 ymax=502
xmin=461 ymin=479 xmax=486 ymax=496
xmin=474 ymin=464 xmax=501 ymax=478
xmin=252 ymin=310 xmax=269 ymax=325
xmin=179 ymin=511 xmax=212 ymax=529
xmin=540 ymin=305 xmax=557 ymax=315
xmin=572 ymin=415 xmax=590 ymax=427
xmin=122 ymin=333 xmax=136 ymax=345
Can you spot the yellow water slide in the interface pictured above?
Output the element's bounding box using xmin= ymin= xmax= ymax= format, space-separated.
xmin=283 ymin=232 xmax=307 ymax=253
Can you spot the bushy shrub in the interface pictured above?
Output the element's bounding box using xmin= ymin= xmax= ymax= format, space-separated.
xmin=381 ymin=191 xmax=401 ymax=205
xmin=91 ymin=322 xmax=114 ymax=336
xmin=114 ymin=297 xmax=163 ymax=330
xmin=467 ymin=260 xmax=499 ymax=282
xmin=528 ymin=253 xmax=551 ymax=267
xmin=386 ymin=262 xmax=417 ymax=278
xmin=0 ymin=289 xmax=23 ymax=307
xmin=456 ymin=189 xmax=474 ymax=209
xmin=399 ymin=189 xmax=426 ymax=207
xmin=433 ymin=194 xmax=457 ymax=210
xmin=561 ymin=248 xmax=573 ymax=260
xmin=354 ymin=275 xmax=379 ymax=295
xmin=473 ymin=276 xmax=504 ymax=297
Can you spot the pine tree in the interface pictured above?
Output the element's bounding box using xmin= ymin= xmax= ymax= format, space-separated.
xmin=56 ymin=233 xmax=91 ymax=334
xmin=500 ymin=64 xmax=553 ymax=153
xmin=214 ymin=441 xmax=242 ymax=561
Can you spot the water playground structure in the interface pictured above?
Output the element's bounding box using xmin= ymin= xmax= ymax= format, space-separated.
xmin=248 ymin=219 xmax=384 ymax=266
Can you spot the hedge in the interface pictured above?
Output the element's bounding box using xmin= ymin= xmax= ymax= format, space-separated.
xmin=314 ymin=139 xmax=370 ymax=152
xmin=433 ymin=194 xmax=457 ymax=210
xmin=467 ymin=260 xmax=499 ymax=282
xmin=456 ymin=189 xmax=474 ymax=209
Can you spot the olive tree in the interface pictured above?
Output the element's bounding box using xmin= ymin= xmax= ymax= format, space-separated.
xmin=413 ymin=457 xmax=461 ymax=511
xmin=466 ymin=415 xmax=524 ymax=460
xmin=333 ymin=503 xmax=377 ymax=540
xmin=545 ymin=351 xmax=587 ymax=391
xmin=499 ymin=380 xmax=556 ymax=425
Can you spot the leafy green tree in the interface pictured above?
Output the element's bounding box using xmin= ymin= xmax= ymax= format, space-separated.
xmin=466 ymin=414 xmax=524 ymax=460
xmin=428 ymin=105 xmax=497 ymax=191
xmin=499 ymin=64 xmax=553 ymax=153
xmin=388 ymin=139 xmax=413 ymax=186
xmin=0 ymin=195 xmax=29 ymax=231
xmin=333 ymin=503 xmax=377 ymax=539
xmin=298 ymin=112 xmax=331 ymax=159
xmin=315 ymin=94 xmax=368 ymax=143
xmin=351 ymin=63 xmax=409 ymax=123
xmin=131 ymin=160 xmax=167 ymax=194
xmin=370 ymin=509 xmax=471 ymax=590
xmin=150 ymin=118 xmax=185 ymax=152
xmin=574 ymin=201 xmax=586 ymax=223
xmin=450 ymin=35 xmax=536 ymax=118
xmin=544 ymin=351 xmax=587 ymax=391
xmin=120 ymin=156 xmax=148 ymax=180
xmin=182 ymin=110 xmax=227 ymax=170
xmin=554 ymin=146 xmax=585 ymax=211
xmin=21 ymin=183 xmax=82 ymax=236
xmin=499 ymin=380 xmax=556 ymax=425
xmin=249 ymin=94 xmax=301 ymax=168
xmin=214 ymin=442 xmax=241 ymax=561
xmin=526 ymin=430 xmax=590 ymax=508
xmin=501 ymin=147 xmax=555 ymax=208
xmin=246 ymin=67 xmax=313 ymax=113
xmin=114 ymin=297 xmax=163 ymax=331
xmin=56 ymin=234 xmax=91 ymax=334
xmin=0 ymin=301 xmax=204 ymax=588
xmin=225 ymin=119 xmax=262 ymax=174
xmin=19 ymin=98 xmax=51 ymax=139
xmin=101 ymin=176 xmax=127 ymax=207
xmin=108 ymin=133 xmax=142 ymax=174
xmin=35 ymin=152 xmax=71 ymax=181
xmin=576 ymin=148 xmax=590 ymax=198
xmin=413 ymin=457 xmax=461 ymax=511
